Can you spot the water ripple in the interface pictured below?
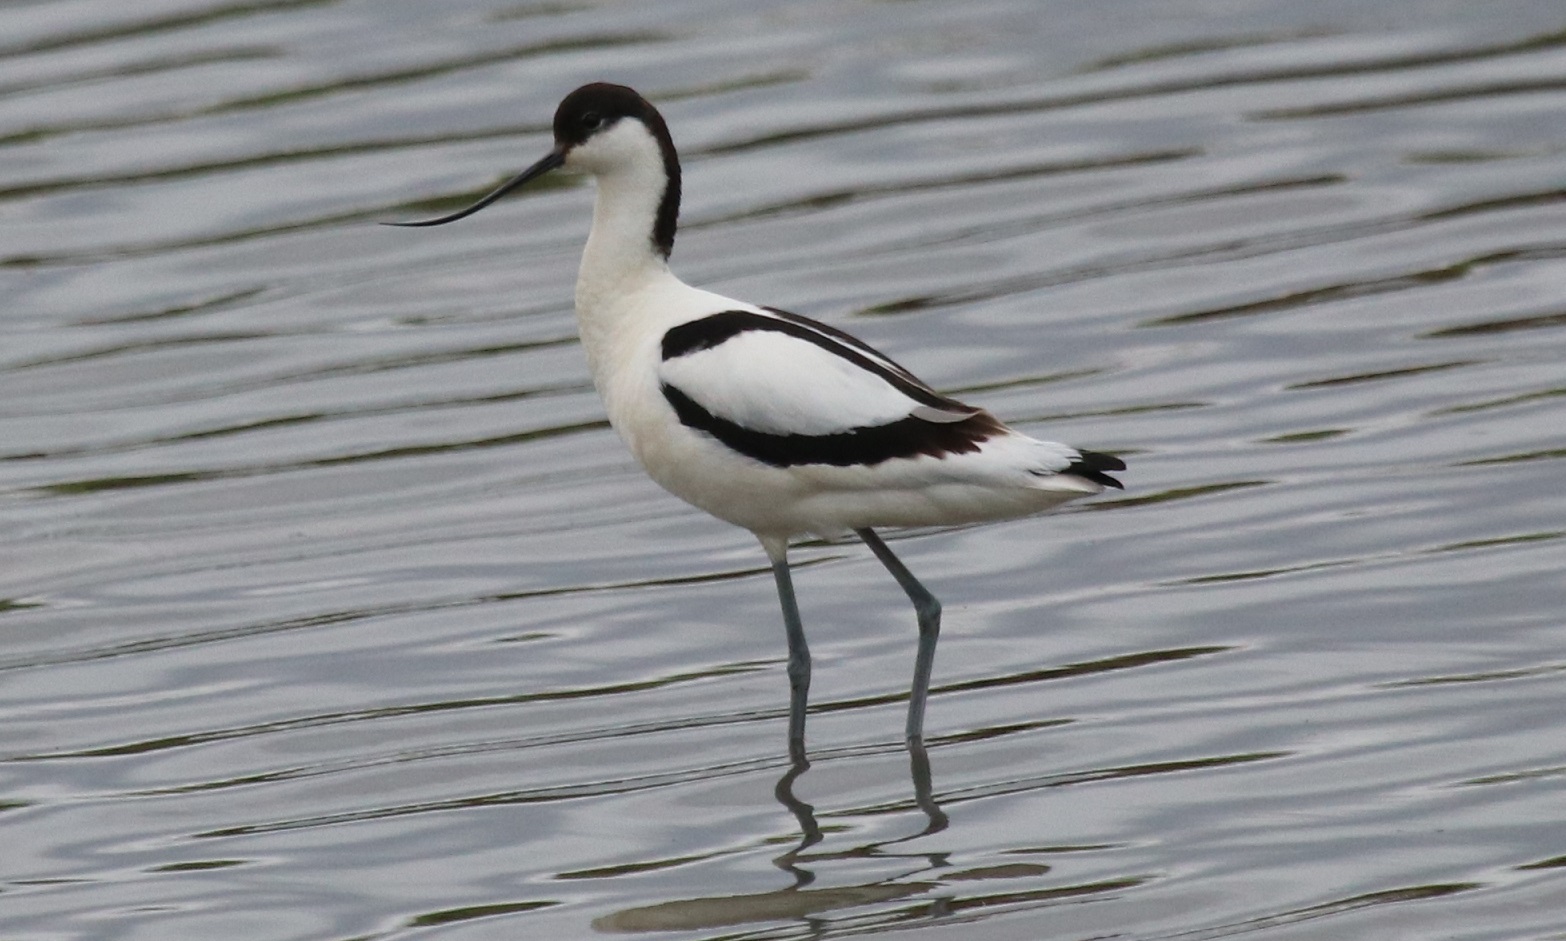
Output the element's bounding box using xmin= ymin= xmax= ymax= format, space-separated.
xmin=5 ymin=2 xmax=1566 ymax=939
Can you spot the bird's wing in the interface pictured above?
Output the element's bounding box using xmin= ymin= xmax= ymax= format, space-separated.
xmin=659 ymin=309 xmax=971 ymax=433
xmin=657 ymin=309 xmax=998 ymax=468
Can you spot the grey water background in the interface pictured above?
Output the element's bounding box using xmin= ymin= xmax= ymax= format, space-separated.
xmin=4 ymin=0 xmax=1566 ymax=937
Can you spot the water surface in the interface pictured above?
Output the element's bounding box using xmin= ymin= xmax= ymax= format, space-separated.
xmin=4 ymin=1 xmax=1566 ymax=938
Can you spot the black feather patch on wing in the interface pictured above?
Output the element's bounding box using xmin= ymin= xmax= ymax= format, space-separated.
xmin=1065 ymin=449 xmax=1125 ymax=489
xmin=661 ymin=383 xmax=1004 ymax=468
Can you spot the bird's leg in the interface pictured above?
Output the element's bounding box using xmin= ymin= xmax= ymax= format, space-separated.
xmin=855 ymin=528 xmax=941 ymax=744
xmin=906 ymin=736 xmax=950 ymax=835
xmin=764 ymin=538 xmax=811 ymax=759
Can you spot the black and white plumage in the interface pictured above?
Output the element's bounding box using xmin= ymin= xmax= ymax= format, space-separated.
xmin=393 ymin=83 xmax=1124 ymax=754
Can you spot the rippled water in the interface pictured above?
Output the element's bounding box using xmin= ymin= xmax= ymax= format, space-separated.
xmin=5 ymin=1 xmax=1566 ymax=938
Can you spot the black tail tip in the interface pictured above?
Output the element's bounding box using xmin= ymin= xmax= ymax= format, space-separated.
xmin=1067 ymin=449 xmax=1125 ymax=489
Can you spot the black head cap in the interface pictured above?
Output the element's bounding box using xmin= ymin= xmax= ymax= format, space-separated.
xmin=554 ymin=83 xmax=682 ymax=257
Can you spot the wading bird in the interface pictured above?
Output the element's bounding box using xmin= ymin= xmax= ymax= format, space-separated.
xmin=391 ymin=83 xmax=1124 ymax=753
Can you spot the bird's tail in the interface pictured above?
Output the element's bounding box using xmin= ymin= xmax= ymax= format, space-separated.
xmin=1064 ymin=448 xmax=1125 ymax=490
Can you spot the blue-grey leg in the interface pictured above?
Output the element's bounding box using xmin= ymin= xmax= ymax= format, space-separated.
xmin=764 ymin=539 xmax=811 ymax=758
xmin=855 ymin=528 xmax=942 ymax=743
xmin=906 ymin=737 xmax=949 ymax=835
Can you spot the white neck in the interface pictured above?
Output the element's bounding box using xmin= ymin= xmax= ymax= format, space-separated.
xmin=575 ymin=163 xmax=669 ymax=320
xmin=570 ymin=121 xmax=677 ymax=339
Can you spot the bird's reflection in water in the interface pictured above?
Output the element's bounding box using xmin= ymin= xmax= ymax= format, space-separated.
xmin=772 ymin=738 xmax=949 ymax=886
xmin=591 ymin=741 xmax=949 ymax=933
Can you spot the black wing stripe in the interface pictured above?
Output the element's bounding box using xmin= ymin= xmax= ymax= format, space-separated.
xmin=661 ymin=382 xmax=1003 ymax=468
xmin=661 ymin=309 xmax=967 ymax=414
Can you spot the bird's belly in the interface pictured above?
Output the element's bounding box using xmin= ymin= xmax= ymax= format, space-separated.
xmin=610 ymin=390 xmax=811 ymax=534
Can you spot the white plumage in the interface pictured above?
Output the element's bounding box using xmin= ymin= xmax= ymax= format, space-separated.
xmin=393 ymin=83 xmax=1124 ymax=755
xmin=663 ymin=329 xmax=918 ymax=435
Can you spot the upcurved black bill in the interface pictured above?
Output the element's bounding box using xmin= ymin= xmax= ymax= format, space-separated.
xmin=385 ymin=149 xmax=565 ymax=227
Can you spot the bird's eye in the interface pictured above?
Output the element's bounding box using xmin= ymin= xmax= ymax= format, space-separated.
xmin=581 ymin=111 xmax=604 ymax=131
